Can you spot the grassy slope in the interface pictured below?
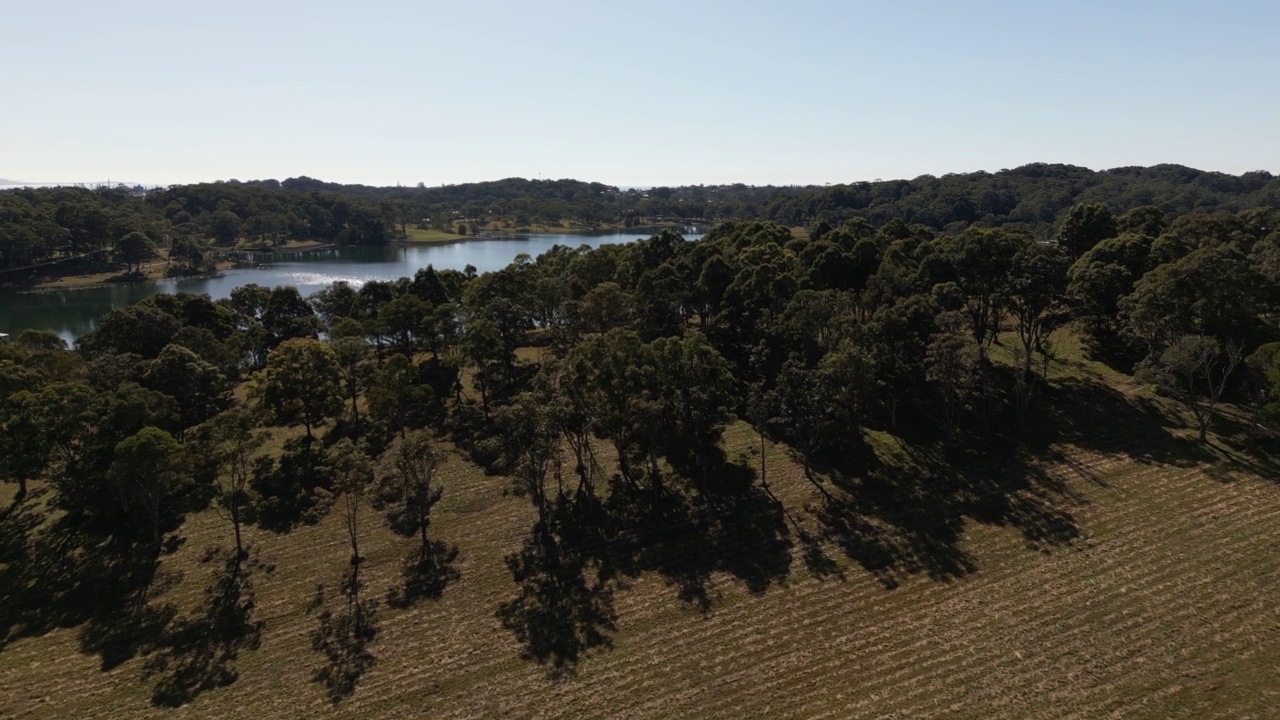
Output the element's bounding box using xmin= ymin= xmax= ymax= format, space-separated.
xmin=3 ymin=331 xmax=1280 ymax=719
xmin=400 ymin=228 xmax=467 ymax=244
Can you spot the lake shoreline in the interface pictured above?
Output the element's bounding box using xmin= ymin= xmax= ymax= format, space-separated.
xmin=3 ymin=224 xmax=699 ymax=292
xmin=0 ymin=227 xmax=708 ymax=341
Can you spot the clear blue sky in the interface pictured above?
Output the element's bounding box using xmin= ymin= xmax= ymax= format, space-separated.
xmin=3 ymin=0 xmax=1277 ymax=187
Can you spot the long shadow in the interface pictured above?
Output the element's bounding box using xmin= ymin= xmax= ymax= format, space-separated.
xmin=386 ymin=541 xmax=461 ymax=609
xmin=811 ymin=432 xmax=1084 ymax=588
xmin=145 ymin=553 xmax=265 ymax=707
xmin=0 ymin=505 xmax=179 ymax=669
xmin=817 ymin=457 xmax=975 ymax=589
xmin=1030 ymin=376 xmax=1215 ymax=467
xmin=1202 ymin=431 xmax=1280 ymax=485
xmin=496 ymin=444 xmax=793 ymax=673
xmin=496 ymin=518 xmax=616 ymax=678
xmin=951 ymin=447 xmax=1084 ymax=552
xmin=601 ymin=447 xmax=792 ymax=612
xmin=310 ymin=570 xmax=379 ymax=705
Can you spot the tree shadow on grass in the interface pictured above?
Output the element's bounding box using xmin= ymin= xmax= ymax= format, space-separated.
xmin=601 ymin=447 xmax=792 ymax=613
xmin=952 ymin=449 xmax=1084 ymax=552
xmin=309 ymin=570 xmax=379 ymax=705
xmin=1031 ymin=377 xmax=1215 ymax=467
xmin=145 ymin=552 xmax=265 ymax=707
xmin=816 ymin=459 xmax=974 ymax=590
xmin=386 ymin=540 xmax=461 ymax=609
xmin=497 ymin=518 xmax=616 ymax=679
xmin=811 ymin=436 xmax=1083 ymax=589
xmin=497 ymin=445 xmax=792 ymax=673
xmin=0 ymin=500 xmax=195 ymax=672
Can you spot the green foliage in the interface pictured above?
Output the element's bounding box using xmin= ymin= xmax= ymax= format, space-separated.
xmin=109 ymin=426 xmax=190 ymax=551
xmin=1055 ymin=203 xmax=1118 ymax=258
xmin=258 ymin=338 xmax=343 ymax=439
xmin=114 ymin=231 xmax=156 ymax=273
xmin=1246 ymin=343 xmax=1280 ymax=429
xmin=1137 ymin=335 xmax=1244 ymax=443
xmin=7 ymin=200 xmax=1280 ymax=712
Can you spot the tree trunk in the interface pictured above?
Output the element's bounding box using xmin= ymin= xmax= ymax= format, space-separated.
xmin=152 ymin=506 xmax=163 ymax=558
xmin=758 ymin=427 xmax=767 ymax=490
xmin=232 ymin=502 xmax=244 ymax=565
xmin=420 ymin=519 xmax=431 ymax=566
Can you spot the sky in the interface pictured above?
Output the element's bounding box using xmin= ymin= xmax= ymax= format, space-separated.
xmin=2 ymin=0 xmax=1278 ymax=188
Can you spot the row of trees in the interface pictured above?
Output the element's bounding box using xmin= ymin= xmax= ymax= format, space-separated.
xmin=2 ymin=202 xmax=1279 ymax=703
xmin=255 ymin=163 xmax=1280 ymax=234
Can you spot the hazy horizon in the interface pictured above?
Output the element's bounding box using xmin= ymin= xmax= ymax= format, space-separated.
xmin=5 ymin=160 xmax=1277 ymax=194
xmin=4 ymin=1 xmax=1278 ymax=187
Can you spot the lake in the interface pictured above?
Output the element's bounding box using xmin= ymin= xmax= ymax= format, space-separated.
xmin=0 ymin=227 xmax=704 ymax=342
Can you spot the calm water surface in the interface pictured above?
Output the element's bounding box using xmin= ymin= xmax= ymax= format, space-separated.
xmin=0 ymin=228 xmax=703 ymax=342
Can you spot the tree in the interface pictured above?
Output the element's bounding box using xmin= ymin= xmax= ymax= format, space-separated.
xmin=1118 ymin=205 xmax=1167 ymax=238
xmin=78 ymin=302 xmax=182 ymax=359
xmin=142 ymin=344 xmax=229 ymax=436
xmin=310 ymin=439 xmax=379 ymax=703
xmin=922 ymin=312 xmax=982 ymax=443
xmin=367 ymin=354 xmax=431 ymax=439
xmin=944 ymin=227 xmax=1022 ymax=354
xmin=0 ymin=390 xmax=49 ymax=499
xmin=110 ymin=426 xmax=188 ymax=556
xmin=115 ymin=231 xmax=156 ymax=273
xmin=1246 ymin=343 xmax=1280 ymax=430
xmin=459 ymin=318 xmax=508 ymax=419
xmin=495 ymin=393 xmax=561 ymax=517
xmin=1123 ymin=244 xmax=1262 ymax=349
xmin=263 ymin=286 xmax=322 ymax=347
xmin=1066 ymin=233 xmax=1153 ymax=355
xmin=329 ymin=334 xmax=368 ymax=425
xmin=380 ymin=293 xmax=430 ymax=356
xmin=649 ymin=331 xmax=739 ymax=466
xmin=325 ymin=439 xmax=375 ymax=598
xmin=1005 ymin=242 xmax=1069 ymax=381
xmin=768 ymin=341 xmax=872 ymax=487
xmin=194 ymin=409 xmax=265 ymax=566
xmin=1140 ymin=335 xmax=1244 ymax=443
xmin=259 ymin=338 xmax=343 ymax=441
xmin=1056 ymin=202 xmax=1118 ymax=258
xmin=375 ymin=431 xmax=443 ymax=566
xmin=15 ymin=329 xmax=67 ymax=353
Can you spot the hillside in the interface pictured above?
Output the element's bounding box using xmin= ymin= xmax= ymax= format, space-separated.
xmin=2 ymin=331 xmax=1279 ymax=719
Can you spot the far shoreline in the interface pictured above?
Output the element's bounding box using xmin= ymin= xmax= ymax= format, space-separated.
xmin=2 ymin=223 xmax=706 ymax=293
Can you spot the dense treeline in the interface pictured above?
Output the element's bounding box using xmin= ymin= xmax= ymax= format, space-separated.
xmin=0 ymin=186 xmax=160 ymax=270
xmin=2 ymin=200 xmax=1280 ymax=704
xmin=4 ymin=164 xmax=1280 ymax=275
xmin=0 ymin=183 xmax=395 ymax=274
xmin=266 ymin=163 xmax=1280 ymax=232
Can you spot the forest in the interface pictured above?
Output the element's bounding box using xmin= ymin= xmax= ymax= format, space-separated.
xmin=3 ymin=163 xmax=1280 ymax=274
xmin=1 ymin=184 xmax=1280 ymax=711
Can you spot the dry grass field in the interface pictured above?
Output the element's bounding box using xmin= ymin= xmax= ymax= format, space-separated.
xmin=2 ymin=332 xmax=1279 ymax=719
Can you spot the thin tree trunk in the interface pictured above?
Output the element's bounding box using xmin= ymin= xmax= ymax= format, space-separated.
xmin=232 ymin=502 xmax=244 ymax=565
xmin=759 ymin=427 xmax=768 ymax=490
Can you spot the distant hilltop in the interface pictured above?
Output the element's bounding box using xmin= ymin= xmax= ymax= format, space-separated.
xmin=0 ymin=179 xmax=157 ymax=190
